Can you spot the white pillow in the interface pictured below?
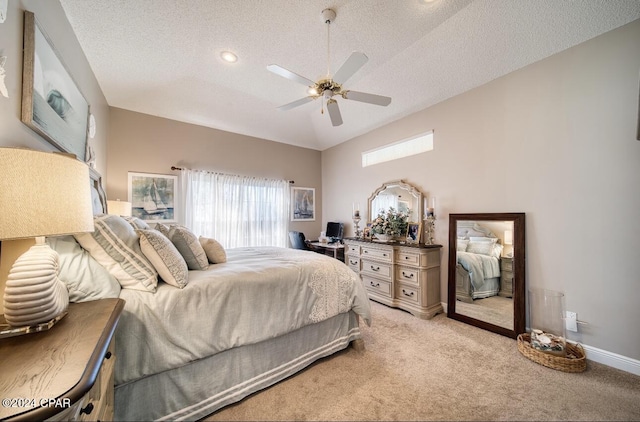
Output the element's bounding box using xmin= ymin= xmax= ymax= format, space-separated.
xmin=456 ymin=239 xmax=469 ymax=252
xmin=199 ymin=237 xmax=227 ymax=264
xmin=137 ymin=229 xmax=189 ymax=288
xmin=47 ymin=236 xmax=121 ymax=302
xmin=466 ymin=241 xmax=494 ymax=256
xmin=168 ymin=225 xmax=209 ymax=270
xmin=469 ymin=236 xmax=498 ymax=243
xmin=74 ymin=215 xmax=158 ymax=292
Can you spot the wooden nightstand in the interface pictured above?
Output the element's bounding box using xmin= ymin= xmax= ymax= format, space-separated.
xmin=499 ymin=256 xmax=514 ymax=298
xmin=0 ymin=298 xmax=124 ymax=421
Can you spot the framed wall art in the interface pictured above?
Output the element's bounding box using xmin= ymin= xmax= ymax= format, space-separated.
xmin=128 ymin=172 xmax=177 ymax=223
xmin=21 ymin=11 xmax=90 ymax=161
xmin=291 ymin=187 xmax=315 ymax=221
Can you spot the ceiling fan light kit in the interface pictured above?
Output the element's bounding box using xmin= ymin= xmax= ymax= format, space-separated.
xmin=267 ymin=8 xmax=391 ymax=127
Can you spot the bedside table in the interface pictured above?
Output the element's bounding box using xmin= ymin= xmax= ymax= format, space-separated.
xmin=499 ymin=256 xmax=514 ymax=298
xmin=0 ymin=298 xmax=124 ymax=421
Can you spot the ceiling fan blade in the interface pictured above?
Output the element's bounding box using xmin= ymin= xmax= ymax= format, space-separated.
xmin=277 ymin=96 xmax=315 ymax=111
xmin=332 ymin=52 xmax=368 ymax=85
xmin=343 ymin=90 xmax=392 ymax=107
xmin=326 ymin=99 xmax=343 ymax=126
xmin=267 ymin=64 xmax=315 ymax=87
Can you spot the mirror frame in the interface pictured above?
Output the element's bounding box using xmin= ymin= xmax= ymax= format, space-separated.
xmin=447 ymin=213 xmax=526 ymax=339
xmin=368 ymin=180 xmax=422 ymax=223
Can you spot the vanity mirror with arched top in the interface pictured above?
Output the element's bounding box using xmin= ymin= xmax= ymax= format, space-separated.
xmin=368 ymin=180 xmax=422 ymax=222
xmin=448 ymin=213 xmax=525 ymax=338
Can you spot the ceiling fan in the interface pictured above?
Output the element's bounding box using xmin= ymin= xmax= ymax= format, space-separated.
xmin=267 ymin=8 xmax=391 ymax=127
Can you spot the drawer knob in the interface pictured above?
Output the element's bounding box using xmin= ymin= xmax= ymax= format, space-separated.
xmin=383 ymin=253 xmax=387 ymax=257
xmin=81 ymin=402 xmax=94 ymax=415
xmin=405 ymin=256 xmax=410 ymax=260
xmin=402 ymin=289 xmax=414 ymax=297
xmin=370 ymin=281 xmax=380 ymax=288
xmin=402 ymin=271 xmax=414 ymax=278
xmin=104 ymin=351 xmax=112 ymax=360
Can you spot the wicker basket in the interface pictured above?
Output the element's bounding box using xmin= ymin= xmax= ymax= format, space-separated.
xmin=517 ymin=333 xmax=586 ymax=373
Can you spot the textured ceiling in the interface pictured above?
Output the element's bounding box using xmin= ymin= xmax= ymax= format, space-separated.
xmin=60 ymin=0 xmax=640 ymax=151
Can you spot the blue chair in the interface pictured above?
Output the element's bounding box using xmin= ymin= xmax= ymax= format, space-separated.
xmin=289 ymin=231 xmax=311 ymax=250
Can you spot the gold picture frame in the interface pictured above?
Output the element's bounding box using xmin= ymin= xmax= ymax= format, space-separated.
xmin=21 ymin=11 xmax=90 ymax=161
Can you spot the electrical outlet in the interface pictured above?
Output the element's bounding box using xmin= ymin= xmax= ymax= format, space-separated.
xmin=565 ymin=311 xmax=578 ymax=332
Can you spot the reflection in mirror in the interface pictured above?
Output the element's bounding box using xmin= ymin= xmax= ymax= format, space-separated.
xmin=368 ymin=180 xmax=422 ymax=223
xmin=448 ymin=213 xmax=525 ymax=339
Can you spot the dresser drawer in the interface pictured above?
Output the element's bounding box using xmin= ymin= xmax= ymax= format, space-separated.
xmin=501 ymin=259 xmax=513 ymax=272
xmin=346 ymin=256 xmax=360 ymax=272
xmin=361 ymin=246 xmax=393 ymax=262
xmin=361 ymin=259 xmax=392 ymax=280
xmin=396 ymin=283 xmax=420 ymax=304
xmin=396 ymin=251 xmax=420 ymax=266
xmin=362 ymin=276 xmax=392 ymax=298
xmin=347 ymin=244 xmax=360 ymax=254
xmin=396 ymin=266 xmax=420 ymax=286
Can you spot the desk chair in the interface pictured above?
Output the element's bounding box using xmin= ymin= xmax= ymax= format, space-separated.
xmin=289 ymin=231 xmax=311 ymax=250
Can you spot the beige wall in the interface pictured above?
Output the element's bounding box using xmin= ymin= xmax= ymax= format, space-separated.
xmin=107 ymin=107 xmax=323 ymax=239
xmin=0 ymin=0 xmax=109 ymax=309
xmin=0 ymin=0 xmax=109 ymax=173
xmin=322 ymin=20 xmax=640 ymax=360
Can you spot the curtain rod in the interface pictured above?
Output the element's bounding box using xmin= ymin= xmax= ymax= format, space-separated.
xmin=171 ymin=166 xmax=294 ymax=184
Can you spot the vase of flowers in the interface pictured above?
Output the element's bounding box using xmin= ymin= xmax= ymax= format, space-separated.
xmin=370 ymin=207 xmax=409 ymax=242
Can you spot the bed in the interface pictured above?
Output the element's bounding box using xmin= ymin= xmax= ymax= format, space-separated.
xmin=49 ymin=169 xmax=372 ymax=421
xmin=455 ymin=222 xmax=503 ymax=303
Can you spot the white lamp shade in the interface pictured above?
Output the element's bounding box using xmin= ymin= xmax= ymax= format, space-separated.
xmin=107 ymin=200 xmax=132 ymax=217
xmin=504 ymin=230 xmax=513 ymax=245
xmin=0 ymin=148 xmax=94 ymax=239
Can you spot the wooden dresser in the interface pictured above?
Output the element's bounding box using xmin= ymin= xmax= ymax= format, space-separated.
xmin=344 ymin=238 xmax=443 ymax=319
xmin=0 ymin=298 xmax=124 ymax=421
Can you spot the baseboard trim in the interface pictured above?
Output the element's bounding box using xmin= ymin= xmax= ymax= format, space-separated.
xmin=579 ymin=343 xmax=640 ymax=376
xmin=439 ymin=302 xmax=640 ymax=375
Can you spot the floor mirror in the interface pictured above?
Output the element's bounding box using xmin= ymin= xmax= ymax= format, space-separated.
xmin=447 ymin=213 xmax=525 ymax=338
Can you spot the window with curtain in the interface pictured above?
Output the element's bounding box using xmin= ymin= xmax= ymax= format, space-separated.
xmin=180 ymin=169 xmax=290 ymax=248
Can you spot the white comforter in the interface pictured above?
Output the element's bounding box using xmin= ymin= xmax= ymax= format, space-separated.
xmin=457 ymin=251 xmax=501 ymax=290
xmin=115 ymin=247 xmax=371 ymax=385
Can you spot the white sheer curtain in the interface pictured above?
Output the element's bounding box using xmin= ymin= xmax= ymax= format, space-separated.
xmin=180 ymin=169 xmax=290 ymax=248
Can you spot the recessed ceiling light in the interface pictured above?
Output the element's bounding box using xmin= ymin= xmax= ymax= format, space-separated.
xmin=220 ymin=51 xmax=238 ymax=63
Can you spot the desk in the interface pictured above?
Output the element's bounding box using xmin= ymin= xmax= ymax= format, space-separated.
xmin=309 ymin=242 xmax=345 ymax=261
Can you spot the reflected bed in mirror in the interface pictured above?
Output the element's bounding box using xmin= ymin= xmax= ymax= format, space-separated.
xmin=448 ymin=213 xmax=525 ymax=339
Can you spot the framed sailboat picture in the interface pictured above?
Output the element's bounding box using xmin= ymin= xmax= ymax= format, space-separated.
xmin=291 ymin=187 xmax=315 ymax=221
xmin=128 ymin=172 xmax=177 ymax=223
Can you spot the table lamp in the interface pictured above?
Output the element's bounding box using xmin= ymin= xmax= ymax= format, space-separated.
xmin=0 ymin=148 xmax=94 ymax=328
xmin=107 ymin=199 xmax=132 ymax=217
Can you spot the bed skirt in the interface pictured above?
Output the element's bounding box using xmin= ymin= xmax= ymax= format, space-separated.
xmin=114 ymin=311 xmax=361 ymax=421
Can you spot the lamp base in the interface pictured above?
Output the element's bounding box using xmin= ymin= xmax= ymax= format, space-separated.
xmin=2 ymin=241 xmax=69 ymax=328
xmin=0 ymin=311 xmax=67 ymax=338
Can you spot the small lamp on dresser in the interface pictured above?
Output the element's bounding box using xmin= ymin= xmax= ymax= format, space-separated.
xmin=0 ymin=148 xmax=94 ymax=329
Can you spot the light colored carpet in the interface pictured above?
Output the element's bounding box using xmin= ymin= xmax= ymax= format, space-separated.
xmin=205 ymin=301 xmax=640 ymax=421
xmin=455 ymin=296 xmax=514 ymax=329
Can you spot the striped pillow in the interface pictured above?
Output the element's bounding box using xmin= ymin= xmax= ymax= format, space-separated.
xmin=168 ymin=225 xmax=209 ymax=270
xmin=74 ymin=215 xmax=158 ymax=292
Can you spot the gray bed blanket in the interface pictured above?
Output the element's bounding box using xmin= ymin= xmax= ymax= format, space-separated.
xmin=115 ymin=247 xmax=371 ymax=385
xmin=457 ymin=251 xmax=501 ymax=290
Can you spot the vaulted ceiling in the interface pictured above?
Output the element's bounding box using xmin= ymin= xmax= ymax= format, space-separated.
xmin=60 ymin=0 xmax=640 ymax=150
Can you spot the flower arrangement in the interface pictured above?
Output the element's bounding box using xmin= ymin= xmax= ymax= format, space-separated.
xmin=370 ymin=207 xmax=410 ymax=237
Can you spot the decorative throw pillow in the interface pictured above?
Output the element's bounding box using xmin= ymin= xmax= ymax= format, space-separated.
xmin=137 ymin=229 xmax=189 ymax=288
xmin=155 ymin=222 xmax=170 ymax=237
xmin=47 ymin=236 xmax=121 ymax=302
xmin=466 ymin=241 xmax=494 ymax=256
xmin=199 ymin=236 xmax=227 ymax=264
xmin=168 ymin=225 xmax=209 ymax=270
xmin=123 ymin=216 xmax=151 ymax=230
xmin=74 ymin=215 xmax=158 ymax=292
xmin=468 ymin=236 xmax=498 ymax=243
